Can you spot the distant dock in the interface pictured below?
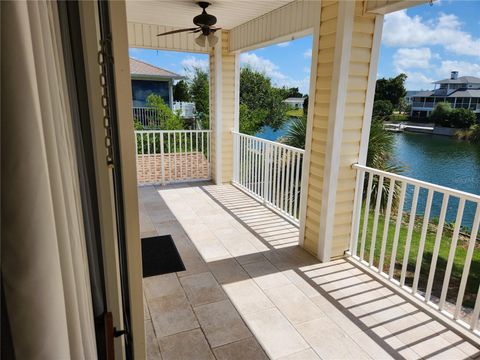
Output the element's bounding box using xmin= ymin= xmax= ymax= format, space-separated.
xmin=384 ymin=122 xmax=434 ymax=134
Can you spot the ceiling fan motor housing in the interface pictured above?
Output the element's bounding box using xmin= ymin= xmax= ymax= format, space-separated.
xmin=193 ymin=2 xmax=217 ymax=27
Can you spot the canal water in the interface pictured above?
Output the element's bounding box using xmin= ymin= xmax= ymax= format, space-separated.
xmin=256 ymin=123 xmax=480 ymax=228
xmin=391 ymin=132 xmax=480 ymax=228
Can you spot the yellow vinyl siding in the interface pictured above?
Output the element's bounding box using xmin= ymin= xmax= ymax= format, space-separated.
xmin=303 ymin=0 xmax=338 ymax=256
xmin=229 ymin=1 xmax=321 ymax=52
xmin=127 ymin=22 xmax=208 ymax=53
xmin=209 ymin=32 xmax=237 ymax=184
xmin=302 ymin=0 xmax=379 ymax=260
xmin=331 ymin=3 xmax=375 ymax=257
xmin=209 ymin=48 xmax=216 ymax=181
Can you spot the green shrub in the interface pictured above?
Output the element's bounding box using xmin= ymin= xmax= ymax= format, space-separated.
xmin=468 ymin=124 xmax=480 ymax=145
xmin=146 ymin=94 xmax=184 ymax=130
xmin=429 ymin=102 xmax=452 ymax=126
xmin=372 ymin=100 xmax=393 ymax=118
xmin=389 ymin=113 xmax=408 ymax=123
xmin=448 ymin=108 xmax=476 ymax=129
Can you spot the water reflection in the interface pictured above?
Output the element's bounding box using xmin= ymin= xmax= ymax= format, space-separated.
xmin=392 ymin=133 xmax=480 ymax=228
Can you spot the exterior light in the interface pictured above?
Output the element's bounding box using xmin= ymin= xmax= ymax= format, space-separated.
xmin=207 ymin=33 xmax=218 ymax=47
xmin=195 ymin=34 xmax=206 ymax=47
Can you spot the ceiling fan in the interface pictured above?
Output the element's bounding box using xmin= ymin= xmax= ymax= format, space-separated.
xmin=156 ymin=2 xmax=220 ymax=47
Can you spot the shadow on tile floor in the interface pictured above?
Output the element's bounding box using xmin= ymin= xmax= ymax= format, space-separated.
xmin=139 ymin=183 xmax=480 ymax=360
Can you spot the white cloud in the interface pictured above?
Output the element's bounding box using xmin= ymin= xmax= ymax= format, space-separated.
xmin=383 ymin=10 xmax=480 ymax=57
xmin=277 ymin=41 xmax=290 ymax=47
xmin=180 ymin=56 xmax=209 ymax=75
xmin=240 ymin=52 xmax=310 ymax=94
xmin=393 ymin=48 xmax=431 ymax=71
xmin=303 ymin=48 xmax=312 ymax=58
xmin=436 ymin=60 xmax=480 ymax=78
xmin=402 ymin=71 xmax=435 ymax=90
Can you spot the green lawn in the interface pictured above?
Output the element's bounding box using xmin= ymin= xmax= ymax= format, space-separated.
xmin=357 ymin=208 xmax=480 ymax=308
xmin=286 ymin=108 xmax=303 ymax=117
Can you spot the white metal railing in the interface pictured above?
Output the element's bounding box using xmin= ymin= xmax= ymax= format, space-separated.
xmin=133 ymin=107 xmax=159 ymax=128
xmin=350 ymin=164 xmax=480 ymax=333
xmin=172 ymin=101 xmax=196 ymax=118
xmin=232 ymin=132 xmax=305 ymax=224
xmin=135 ymin=130 xmax=211 ymax=184
xmin=133 ymin=103 xmax=196 ymax=127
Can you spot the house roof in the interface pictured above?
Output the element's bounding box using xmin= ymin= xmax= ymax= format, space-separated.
xmin=448 ymin=89 xmax=480 ymax=98
xmin=433 ymin=76 xmax=480 ymax=84
xmin=412 ymin=91 xmax=434 ymax=97
xmin=284 ymin=97 xmax=305 ymax=102
xmin=130 ymin=58 xmax=183 ymax=80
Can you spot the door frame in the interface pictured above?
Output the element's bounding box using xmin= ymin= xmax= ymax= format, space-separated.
xmin=77 ymin=0 xmax=145 ymax=358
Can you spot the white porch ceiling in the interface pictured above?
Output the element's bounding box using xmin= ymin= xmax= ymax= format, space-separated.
xmin=126 ymin=0 xmax=293 ymax=30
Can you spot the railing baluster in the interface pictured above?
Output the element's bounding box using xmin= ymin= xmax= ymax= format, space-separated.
xmin=288 ymin=152 xmax=295 ymax=217
xmin=190 ymin=131 xmax=193 ymax=179
xmin=280 ymin=148 xmax=286 ymax=213
xmin=455 ymin=204 xmax=480 ymax=319
xmin=351 ymin=170 xmax=366 ymax=257
xmin=425 ymin=193 xmax=449 ymax=303
xmin=201 ymin=131 xmax=205 ymax=179
xmin=167 ymin=133 xmax=172 ymax=182
xmin=412 ymin=188 xmax=434 ymax=294
xmin=207 ymin=131 xmax=210 ymax=179
xmin=360 ymin=173 xmax=374 ymax=261
xmin=378 ymin=177 xmax=395 ymax=273
xmin=369 ymin=175 xmax=384 ymax=267
xmin=195 ymin=132 xmax=199 ymax=180
xmin=274 ymin=145 xmax=279 ymax=208
xmin=388 ymin=181 xmax=407 ymax=279
xmin=282 ymin=151 xmax=289 ymax=213
xmin=294 ymin=152 xmax=301 ymax=219
xmin=141 ymin=132 xmax=145 ymax=183
xmin=173 ymin=132 xmax=177 ymax=180
xmin=147 ymin=133 xmax=155 ymax=182
xmin=160 ymin=133 xmax=165 ymax=185
xmin=400 ymin=185 xmax=420 ymax=287
xmin=135 ymin=133 xmax=139 ymax=184
xmin=438 ymin=198 xmax=466 ymax=311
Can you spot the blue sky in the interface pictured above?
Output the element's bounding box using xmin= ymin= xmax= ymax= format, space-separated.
xmin=129 ymin=0 xmax=479 ymax=94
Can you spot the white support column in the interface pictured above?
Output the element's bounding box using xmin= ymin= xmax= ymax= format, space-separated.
xmin=210 ymin=31 xmax=238 ymax=184
xmin=317 ymin=0 xmax=355 ymax=262
xmin=298 ymin=7 xmax=321 ymax=248
xmin=214 ymin=36 xmax=223 ymax=184
xmin=300 ymin=0 xmax=382 ymax=261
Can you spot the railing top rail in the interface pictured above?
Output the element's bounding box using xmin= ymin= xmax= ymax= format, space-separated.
xmin=353 ymin=163 xmax=480 ymax=203
xmin=135 ymin=129 xmax=211 ymax=134
xmin=232 ymin=131 xmax=305 ymax=154
xmin=132 ymin=106 xmax=156 ymax=109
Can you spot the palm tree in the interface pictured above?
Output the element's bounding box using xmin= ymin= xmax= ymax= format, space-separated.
xmin=282 ymin=115 xmax=307 ymax=149
xmin=283 ymin=114 xmax=402 ymax=209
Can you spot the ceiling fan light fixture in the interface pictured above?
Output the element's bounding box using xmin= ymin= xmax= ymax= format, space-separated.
xmin=207 ymin=33 xmax=218 ymax=47
xmin=195 ymin=34 xmax=206 ymax=47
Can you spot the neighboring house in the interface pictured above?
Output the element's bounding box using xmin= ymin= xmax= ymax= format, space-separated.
xmin=410 ymin=72 xmax=480 ymax=120
xmin=130 ymin=57 xmax=183 ymax=108
xmin=405 ymin=90 xmax=421 ymax=105
xmin=283 ymin=97 xmax=305 ymax=109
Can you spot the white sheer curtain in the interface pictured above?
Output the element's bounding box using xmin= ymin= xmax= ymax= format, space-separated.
xmin=2 ymin=1 xmax=97 ymax=358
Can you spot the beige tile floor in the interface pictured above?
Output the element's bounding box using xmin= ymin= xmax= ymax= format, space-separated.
xmin=139 ymin=183 xmax=480 ymax=360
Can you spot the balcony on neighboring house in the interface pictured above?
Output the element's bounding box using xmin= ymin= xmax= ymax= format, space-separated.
xmin=133 ymin=101 xmax=197 ymax=128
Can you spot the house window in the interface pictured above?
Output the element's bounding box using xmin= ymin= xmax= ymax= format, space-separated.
xmin=131 ymin=79 xmax=170 ymax=107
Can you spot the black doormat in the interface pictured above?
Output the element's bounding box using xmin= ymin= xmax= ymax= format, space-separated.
xmin=141 ymin=235 xmax=186 ymax=277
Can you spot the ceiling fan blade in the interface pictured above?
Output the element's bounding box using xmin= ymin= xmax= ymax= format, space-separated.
xmin=189 ymin=28 xmax=202 ymax=33
xmin=210 ymin=27 xmax=222 ymax=32
xmin=157 ymin=28 xmax=198 ymax=36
